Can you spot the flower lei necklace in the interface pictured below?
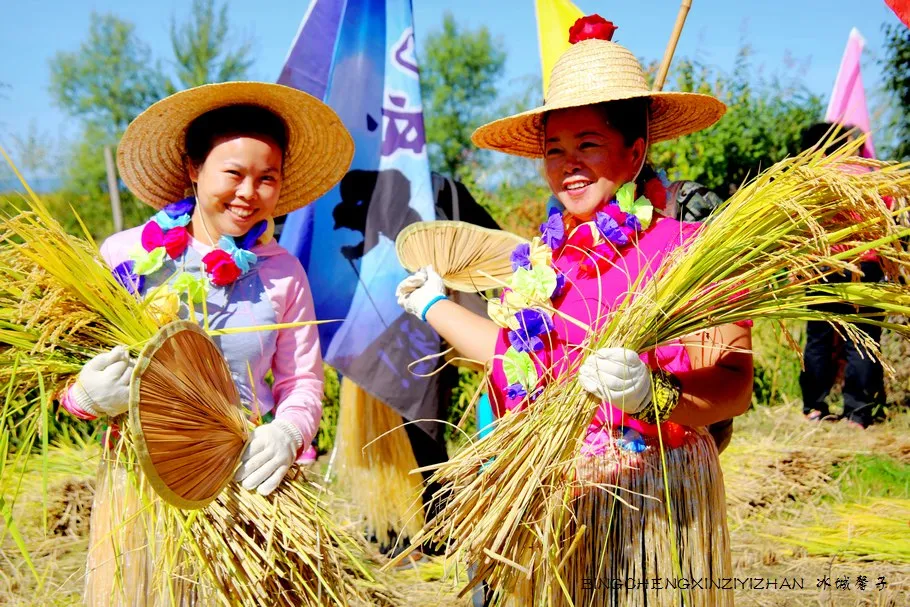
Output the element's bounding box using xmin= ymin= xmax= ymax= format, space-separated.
xmin=112 ymin=197 xmax=268 ymax=300
xmin=487 ymin=182 xmax=655 ymax=402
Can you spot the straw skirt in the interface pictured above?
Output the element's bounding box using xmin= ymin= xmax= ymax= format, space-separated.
xmin=84 ymin=454 xmax=205 ymax=606
xmin=511 ymin=428 xmax=733 ymax=606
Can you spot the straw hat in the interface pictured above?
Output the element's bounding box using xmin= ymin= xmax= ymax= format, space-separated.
xmin=472 ymin=35 xmax=726 ymax=158
xmin=117 ymin=81 xmax=354 ymax=216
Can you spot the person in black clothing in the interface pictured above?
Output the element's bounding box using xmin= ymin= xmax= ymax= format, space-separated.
xmin=798 ymin=122 xmax=887 ymax=428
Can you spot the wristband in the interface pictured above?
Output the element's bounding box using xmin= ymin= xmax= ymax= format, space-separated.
xmin=633 ymin=369 xmax=682 ymax=425
xmin=420 ymin=295 xmax=447 ymax=321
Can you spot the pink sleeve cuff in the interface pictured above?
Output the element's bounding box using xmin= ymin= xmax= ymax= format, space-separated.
xmin=59 ymin=385 xmax=98 ymax=421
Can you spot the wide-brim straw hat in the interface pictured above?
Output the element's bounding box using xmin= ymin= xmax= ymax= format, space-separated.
xmin=472 ymin=39 xmax=727 ymax=158
xmin=117 ymin=81 xmax=354 ymax=217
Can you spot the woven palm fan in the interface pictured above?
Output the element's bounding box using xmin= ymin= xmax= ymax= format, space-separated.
xmin=396 ymin=220 xmax=528 ymax=293
xmin=129 ymin=320 xmax=249 ymax=509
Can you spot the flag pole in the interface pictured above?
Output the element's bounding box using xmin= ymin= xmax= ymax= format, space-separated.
xmin=653 ymin=0 xmax=692 ymax=91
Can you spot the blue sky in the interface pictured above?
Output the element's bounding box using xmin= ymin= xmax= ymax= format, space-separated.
xmin=0 ymin=0 xmax=904 ymax=155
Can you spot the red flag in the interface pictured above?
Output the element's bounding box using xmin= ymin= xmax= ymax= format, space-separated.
xmin=886 ymin=0 xmax=910 ymax=27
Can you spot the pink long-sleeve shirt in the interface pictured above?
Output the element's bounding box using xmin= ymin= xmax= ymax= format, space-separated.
xmin=61 ymin=226 xmax=324 ymax=455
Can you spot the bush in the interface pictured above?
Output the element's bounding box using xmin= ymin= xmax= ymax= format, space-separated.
xmin=751 ymin=319 xmax=805 ymax=408
xmin=315 ymin=365 xmax=340 ymax=454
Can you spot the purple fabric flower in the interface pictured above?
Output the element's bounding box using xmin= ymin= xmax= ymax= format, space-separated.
xmin=595 ymin=211 xmax=629 ymax=245
xmin=238 ymin=219 xmax=269 ymax=249
xmin=539 ymin=207 xmax=565 ymax=249
xmin=163 ymin=197 xmax=196 ymax=219
xmin=510 ymin=243 xmax=532 ymax=271
xmin=506 ymin=383 xmax=528 ymax=400
xmin=552 ymin=272 xmax=567 ymax=299
xmin=516 ymin=308 xmax=554 ymax=336
xmin=112 ymin=260 xmax=145 ymax=295
xmin=508 ymin=308 xmax=554 ymax=353
xmin=508 ymin=329 xmax=544 ymax=353
xmin=625 ymin=214 xmax=642 ymax=232
xmin=529 ymin=387 xmax=544 ymax=402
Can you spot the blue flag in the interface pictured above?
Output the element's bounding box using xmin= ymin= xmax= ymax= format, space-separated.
xmin=278 ymin=0 xmax=443 ymax=431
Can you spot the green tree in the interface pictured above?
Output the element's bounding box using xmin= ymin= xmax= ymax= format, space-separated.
xmin=49 ymin=13 xmax=167 ymax=135
xmin=651 ymin=47 xmax=824 ymax=197
xmin=47 ymin=5 xmax=255 ymax=239
xmin=166 ymin=0 xmax=254 ymax=91
xmin=881 ymin=23 xmax=910 ymax=161
xmin=420 ymin=12 xmax=506 ymax=178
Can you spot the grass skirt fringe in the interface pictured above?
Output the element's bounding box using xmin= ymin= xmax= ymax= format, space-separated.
xmin=511 ymin=428 xmax=732 ymax=607
xmin=84 ymin=454 xmax=208 ymax=606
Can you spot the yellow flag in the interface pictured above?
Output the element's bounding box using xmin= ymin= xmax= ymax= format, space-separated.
xmin=535 ymin=0 xmax=585 ymax=96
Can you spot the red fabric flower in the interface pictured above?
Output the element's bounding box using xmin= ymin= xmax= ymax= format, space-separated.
xmin=568 ymin=14 xmax=618 ymax=44
xmin=162 ymin=226 xmax=189 ymax=259
xmin=661 ymin=422 xmax=688 ymax=450
xmin=141 ymin=220 xmax=164 ymax=252
xmin=643 ymin=176 xmax=668 ymax=210
xmin=577 ymin=243 xmax=616 ymax=278
xmin=599 ymin=201 xmax=626 ymax=224
xmin=203 ymin=249 xmax=242 ymax=286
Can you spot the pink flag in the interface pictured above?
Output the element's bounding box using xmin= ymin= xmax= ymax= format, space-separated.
xmin=825 ymin=28 xmax=875 ymax=158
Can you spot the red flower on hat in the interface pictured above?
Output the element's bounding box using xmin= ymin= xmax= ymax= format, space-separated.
xmin=568 ymin=14 xmax=618 ymax=44
xmin=202 ymin=249 xmax=242 ymax=286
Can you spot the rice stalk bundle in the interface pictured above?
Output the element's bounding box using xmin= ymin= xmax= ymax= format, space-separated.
xmin=0 ymin=151 xmax=399 ymax=606
xmin=395 ymin=141 xmax=910 ymax=599
xmin=336 ymin=377 xmax=425 ymax=548
xmin=396 ymin=220 xmax=528 ymax=293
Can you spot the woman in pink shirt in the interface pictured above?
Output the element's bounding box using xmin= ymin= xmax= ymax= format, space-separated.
xmin=60 ymin=82 xmax=352 ymax=605
xmin=397 ymin=16 xmax=752 ymax=606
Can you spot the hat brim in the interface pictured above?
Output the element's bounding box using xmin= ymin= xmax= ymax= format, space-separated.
xmin=117 ymin=82 xmax=354 ymax=216
xmin=472 ymin=90 xmax=726 ymax=158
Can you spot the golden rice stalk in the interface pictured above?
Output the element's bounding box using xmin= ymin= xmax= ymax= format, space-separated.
xmin=398 ymin=140 xmax=910 ymax=599
xmin=336 ymin=377 xmax=425 ymax=548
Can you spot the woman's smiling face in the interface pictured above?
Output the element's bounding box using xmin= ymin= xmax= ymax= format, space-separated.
xmin=543 ymin=105 xmax=645 ymax=221
xmin=188 ymin=134 xmax=283 ymax=241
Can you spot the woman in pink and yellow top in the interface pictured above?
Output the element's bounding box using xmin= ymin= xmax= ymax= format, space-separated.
xmin=397 ymin=16 xmax=752 ymax=606
xmin=60 ymin=82 xmax=352 ymax=605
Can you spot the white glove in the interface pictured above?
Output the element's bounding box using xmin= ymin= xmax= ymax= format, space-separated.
xmin=578 ymin=347 xmax=651 ymax=415
xmin=395 ymin=265 xmax=446 ymax=321
xmin=72 ymin=346 xmax=134 ymax=417
xmin=234 ymin=419 xmax=303 ymax=496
